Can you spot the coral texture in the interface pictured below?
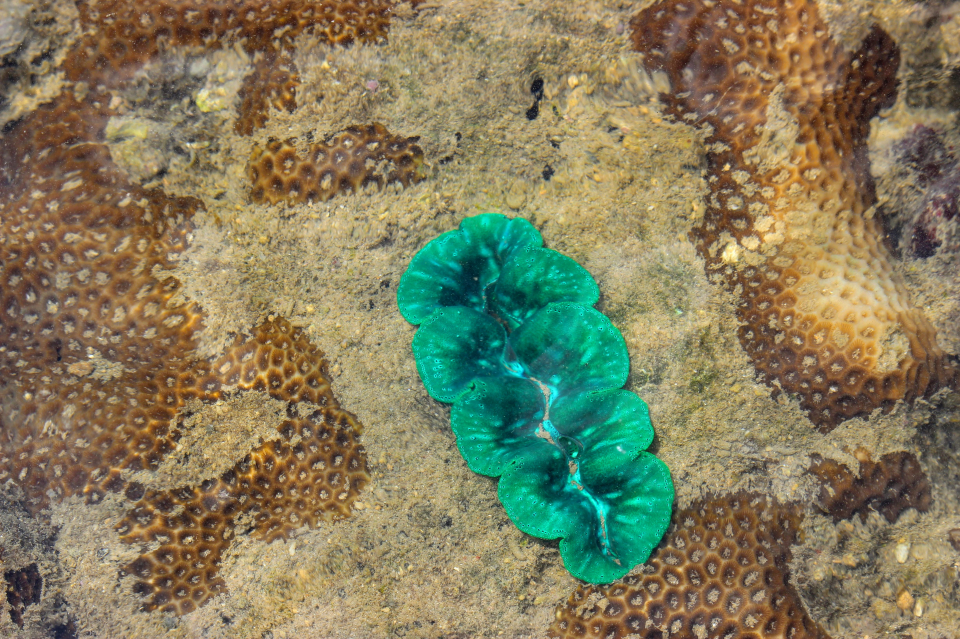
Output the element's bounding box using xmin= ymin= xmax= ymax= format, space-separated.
xmin=248 ymin=124 xmax=426 ymax=204
xmin=397 ymin=214 xmax=673 ymax=583
xmin=63 ymin=0 xmax=418 ymax=135
xmin=548 ymin=493 xmax=830 ymax=639
xmin=64 ymin=0 xmax=397 ymax=85
xmin=117 ymin=319 xmax=368 ymax=613
xmin=0 ymin=95 xmax=369 ymax=614
xmin=235 ymin=51 xmax=300 ymax=136
xmin=807 ymin=448 xmax=931 ymax=523
xmin=4 ymin=563 xmax=42 ymax=628
xmin=0 ymin=96 xmax=201 ymax=512
xmin=632 ymin=0 xmax=956 ymax=430
xmin=888 ymin=125 xmax=960 ymax=258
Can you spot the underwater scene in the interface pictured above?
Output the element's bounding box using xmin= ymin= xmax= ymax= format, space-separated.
xmin=1 ymin=0 xmax=959 ymax=637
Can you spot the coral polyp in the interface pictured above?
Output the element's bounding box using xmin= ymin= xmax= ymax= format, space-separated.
xmin=248 ymin=124 xmax=427 ymax=205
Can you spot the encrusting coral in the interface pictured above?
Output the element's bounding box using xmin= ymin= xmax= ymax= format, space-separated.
xmin=548 ymin=493 xmax=830 ymax=639
xmin=235 ymin=51 xmax=300 ymax=137
xmin=248 ymin=123 xmax=427 ymax=204
xmin=64 ymin=0 xmax=399 ymax=83
xmin=632 ymin=0 xmax=956 ymax=430
xmin=63 ymin=0 xmax=420 ymax=134
xmin=397 ymin=214 xmax=674 ymax=584
xmin=807 ymin=448 xmax=931 ymax=523
xmin=0 ymin=94 xmax=369 ymax=615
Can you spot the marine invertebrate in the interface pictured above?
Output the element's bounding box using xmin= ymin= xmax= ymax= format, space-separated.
xmin=0 ymin=96 xmax=201 ymax=513
xmin=62 ymin=0 xmax=420 ymax=135
xmin=397 ymin=214 xmax=673 ymax=583
xmin=807 ymin=448 xmax=931 ymax=523
xmin=887 ymin=124 xmax=960 ymax=258
xmin=247 ymin=123 xmax=426 ymax=204
xmin=64 ymin=0 xmax=399 ymax=86
xmin=548 ymin=493 xmax=830 ymax=639
xmin=0 ymin=94 xmax=369 ymax=614
xmin=235 ymin=51 xmax=300 ymax=136
xmin=632 ymin=0 xmax=956 ymax=430
xmin=117 ymin=318 xmax=368 ymax=614
xmin=4 ymin=563 xmax=42 ymax=628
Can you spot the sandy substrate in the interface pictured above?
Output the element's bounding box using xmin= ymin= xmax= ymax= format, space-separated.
xmin=1 ymin=1 xmax=959 ymax=638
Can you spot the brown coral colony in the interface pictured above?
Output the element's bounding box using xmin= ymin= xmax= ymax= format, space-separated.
xmin=632 ymin=0 xmax=956 ymax=430
xmin=0 ymin=96 xmax=205 ymax=513
xmin=65 ymin=0 xmax=415 ymax=135
xmin=4 ymin=564 xmax=42 ymax=628
xmin=235 ymin=52 xmax=301 ymax=136
xmin=549 ymin=493 xmax=830 ymax=639
xmin=65 ymin=0 xmax=398 ymax=84
xmin=0 ymin=94 xmax=370 ymax=614
xmin=0 ymin=0 xmax=416 ymax=619
xmin=248 ymin=123 xmax=427 ymax=204
xmin=807 ymin=448 xmax=931 ymax=524
xmin=116 ymin=319 xmax=369 ymax=614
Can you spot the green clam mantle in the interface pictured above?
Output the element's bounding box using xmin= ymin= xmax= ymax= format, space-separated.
xmin=397 ymin=214 xmax=674 ymax=583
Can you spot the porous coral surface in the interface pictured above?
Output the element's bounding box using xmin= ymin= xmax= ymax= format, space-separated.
xmin=807 ymin=448 xmax=931 ymax=523
xmin=235 ymin=52 xmax=300 ymax=136
xmin=0 ymin=94 xmax=369 ymax=615
xmin=248 ymin=124 xmax=426 ymax=204
xmin=548 ymin=493 xmax=829 ymax=639
xmin=116 ymin=318 xmax=368 ymax=614
xmin=632 ymin=0 xmax=956 ymax=430
xmin=64 ymin=0 xmax=398 ymax=85
xmin=63 ymin=0 xmax=418 ymax=137
xmin=0 ymin=95 xmax=205 ymax=512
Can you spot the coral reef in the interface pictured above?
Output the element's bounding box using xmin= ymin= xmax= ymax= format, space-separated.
xmin=0 ymin=94 xmax=369 ymax=614
xmin=807 ymin=449 xmax=931 ymax=523
xmin=886 ymin=125 xmax=960 ymax=259
xmin=248 ymin=123 xmax=426 ymax=204
xmin=547 ymin=493 xmax=829 ymax=639
xmin=4 ymin=563 xmax=42 ymax=628
xmin=631 ymin=0 xmax=956 ymax=430
xmin=397 ymin=214 xmax=673 ymax=583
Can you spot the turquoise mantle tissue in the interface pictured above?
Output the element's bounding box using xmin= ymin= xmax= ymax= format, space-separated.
xmin=397 ymin=214 xmax=673 ymax=583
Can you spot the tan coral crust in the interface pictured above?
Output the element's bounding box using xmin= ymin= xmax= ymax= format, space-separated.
xmin=548 ymin=493 xmax=829 ymax=639
xmin=248 ymin=123 xmax=426 ymax=204
xmin=631 ymin=0 xmax=956 ymax=430
xmin=807 ymin=448 xmax=931 ymax=523
xmin=0 ymin=95 xmax=369 ymax=614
